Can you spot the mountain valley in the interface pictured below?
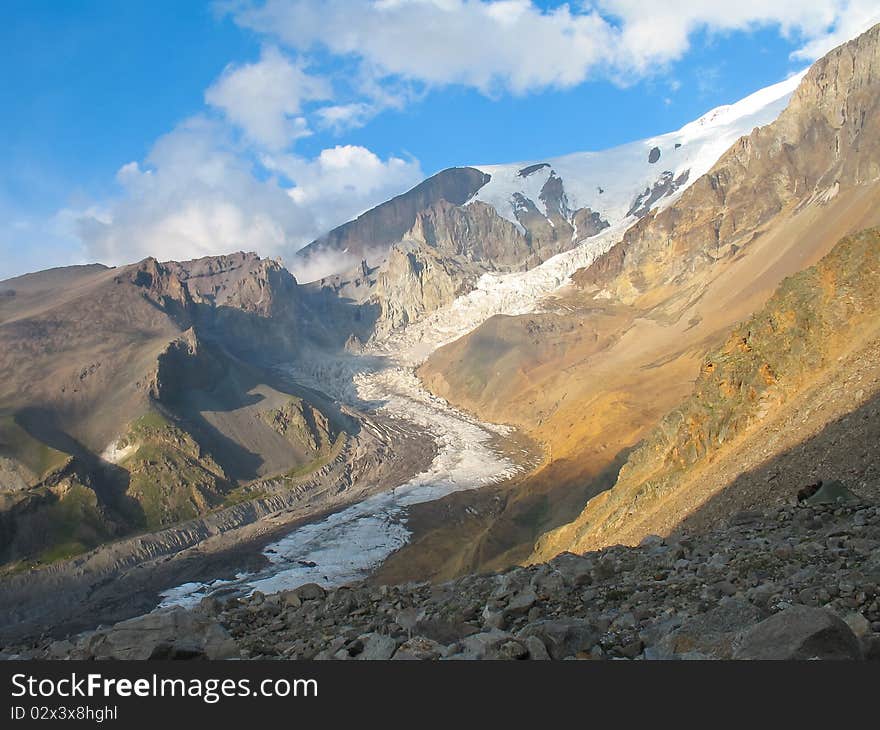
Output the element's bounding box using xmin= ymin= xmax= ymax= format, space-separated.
xmin=3 ymin=22 xmax=880 ymax=662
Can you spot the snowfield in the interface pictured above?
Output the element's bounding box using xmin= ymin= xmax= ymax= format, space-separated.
xmin=471 ymin=71 xmax=805 ymax=231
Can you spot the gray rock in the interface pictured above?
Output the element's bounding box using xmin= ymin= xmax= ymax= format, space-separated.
xmin=844 ymin=612 xmax=871 ymax=638
xmin=746 ymin=583 xmax=779 ymax=608
xmin=399 ymin=607 xmax=429 ymax=632
xmin=482 ymin=605 xmax=506 ymax=630
xmin=392 ymin=636 xmax=443 ymax=660
xmin=490 ymin=640 xmax=529 ymax=660
xmin=547 ymin=553 xmax=593 ymax=587
xmin=197 ymin=596 xmax=223 ymax=615
xmin=517 ymin=618 xmax=599 ymax=660
xmin=639 ymin=534 xmax=664 ymax=548
xmin=505 ymin=589 xmax=538 ymax=617
xmin=592 ymin=556 xmax=618 ymax=580
xmin=294 ymin=583 xmax=327 ymax=602
xmin=654 ymin=600 xmax=765 ymax=659
xmin=357 ymin=633 xmax=401 ymax=660
xmin=618 ymin=638 xmax=644 ymax=659
xmin=530 ymin=570 xmax=565 ymax=596
xmin=449 ymin=630 xmax=514 ymax=660
xmin=862 ymin=636 xmax=880 ymax=661
xmin=523 ymin=635 xmax=551 ymax=660
xmin=734 ymin=606 xmax=862 ymax=660
xmin=415 ymin=618 xmax=478 ymax=644
xmin=46 ymin=640 xmax=75 ymax=660
xmin=82 ymin=608 xmax=239 ymax=660
xmin=280 ymin=590 xmax=302 ymax=608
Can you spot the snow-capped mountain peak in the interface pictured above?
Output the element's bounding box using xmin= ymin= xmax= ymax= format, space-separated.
xmin=468 ymin=70 xmax=807 ymax=239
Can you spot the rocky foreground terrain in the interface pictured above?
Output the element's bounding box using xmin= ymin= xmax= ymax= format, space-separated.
xmin=5 ymin=487 xmax=879 ymax=660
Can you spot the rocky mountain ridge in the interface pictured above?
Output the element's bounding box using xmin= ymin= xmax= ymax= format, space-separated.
xmin=294 ymin=166 xmax=491 ymax=279
xmin=0 ymin=252 xmax=346 ymax=570
xmin=576 ymin=23 xmax=880 ymax=302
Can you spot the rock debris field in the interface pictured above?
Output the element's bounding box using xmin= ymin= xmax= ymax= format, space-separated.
xmin=6 ymin=495 xmax=880 ymax=661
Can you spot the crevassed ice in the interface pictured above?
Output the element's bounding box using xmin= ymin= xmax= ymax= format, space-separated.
xmin=368 ymin=222 xmax=625 ymax=365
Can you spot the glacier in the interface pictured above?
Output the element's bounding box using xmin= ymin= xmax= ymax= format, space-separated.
xmin=159 ymin=71 xmax=805 ymax=608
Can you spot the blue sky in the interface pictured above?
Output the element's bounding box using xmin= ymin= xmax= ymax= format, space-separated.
xmin=1 ymin=0 xmax=878 ymax=281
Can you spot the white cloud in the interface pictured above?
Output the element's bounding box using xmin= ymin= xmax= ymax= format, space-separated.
xmin=315 ymin=102 xmax=376 ymax=133
xmin=234 ymin=0 xmax=616 ymax=94
xmin=205 ymin=45 xmax=330 ymax=148
xmin=790 ymin=0 xmax=880 ymax=59
xmin=271 ymin=144 xmax=422 ymax=232
xmin=232 ymin=0 xmax=880 ymax=92
xmin=74 ymin=118 xmax=422 ymax=272
xmin=77 ymin=116 xmax=309 ymax=265
xmin=21 ymin=0 xmax=877 ymax=283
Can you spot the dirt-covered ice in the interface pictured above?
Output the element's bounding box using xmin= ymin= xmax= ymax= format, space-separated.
xmin=159 ymin=355 xmax=520 ymax=608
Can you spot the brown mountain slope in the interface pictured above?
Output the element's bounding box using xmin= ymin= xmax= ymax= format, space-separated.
xmin=0 ymin=253 xmax=341 ymax=568
xmin=407 ymin=24 xmax=880 ymax=574
xmin=533 ymin=227 xmax=880 ymax=558
xmin=407 ymin=186 xmax=880 ymax=578
xmin=577 ymin=23 xmax=880 ymax=302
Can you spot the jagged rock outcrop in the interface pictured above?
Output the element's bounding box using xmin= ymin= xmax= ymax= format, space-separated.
xmin=374 ymin=242 xmax=471 ymax=335
xmin=373 ymin=199 xmax=539 ymax=335
xmin=407 ymin=200 xmax=531 ymax=264
xmin=261 ymin=398 xmax=336 ymax=453
xmin=572 ymin=207 xmax=610 ymax=239
xmin=372 ymin=195 xmax=609 ymax=336
xmin=295 ymin=167 xmax=491 ymax=277
xmin=171 ymin=252 xmax=302 ymax=361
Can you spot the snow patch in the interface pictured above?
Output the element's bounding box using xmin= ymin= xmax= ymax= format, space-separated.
xmin=100 ymin=439 xmax=136 ymax=465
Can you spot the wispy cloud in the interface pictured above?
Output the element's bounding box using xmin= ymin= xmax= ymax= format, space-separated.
xmin=205 ymin=45 xmax=330 ymax=149
xmin=74 ymin=117 xmax=423 ymax=275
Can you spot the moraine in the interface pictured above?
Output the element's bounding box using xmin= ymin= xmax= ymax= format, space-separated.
xmin=159 ymin=355 xmax=522 ymax=608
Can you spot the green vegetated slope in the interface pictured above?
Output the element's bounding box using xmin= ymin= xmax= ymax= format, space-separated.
xmin=115 ymin=411 xmax=229 ymax=530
